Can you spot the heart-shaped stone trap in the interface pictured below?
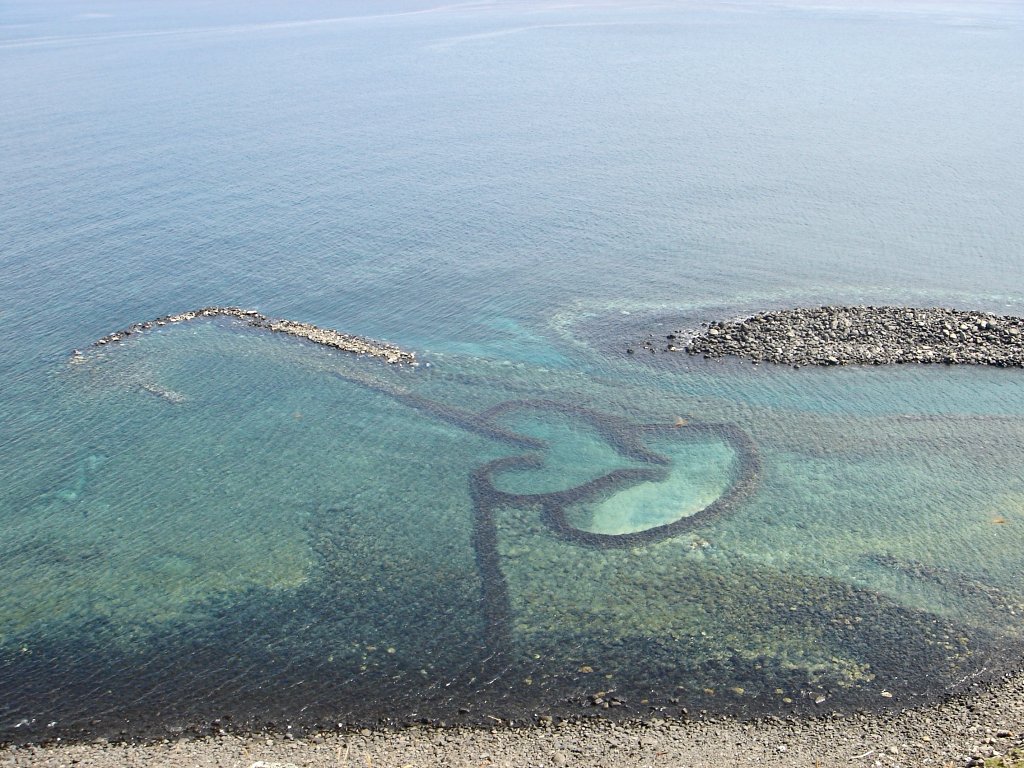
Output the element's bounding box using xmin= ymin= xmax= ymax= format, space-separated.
xmin=562 ymin=438 xmax=737 ymax=535
xmin=473 ymin=400 xmax=760 ymax=548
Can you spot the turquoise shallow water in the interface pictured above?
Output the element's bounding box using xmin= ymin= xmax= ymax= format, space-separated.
xmin=2 ymin=0 xmax=1024 ymax=742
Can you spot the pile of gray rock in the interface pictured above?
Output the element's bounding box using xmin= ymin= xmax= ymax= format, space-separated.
xmin=83 ymin=306 xmax=417 ymax=366
xmin=660 ymin=306 xmax=1024 ymax=367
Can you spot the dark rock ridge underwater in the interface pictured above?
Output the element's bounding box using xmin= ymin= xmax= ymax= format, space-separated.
xmin=4 ymin=309 xmax=1018 ymax=744
xmin=633 ymin=306 xmax=1024 ymax=367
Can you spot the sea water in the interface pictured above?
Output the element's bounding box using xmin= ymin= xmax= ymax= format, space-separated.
xmin=2 ymin=0 xmax=1024 ymax=742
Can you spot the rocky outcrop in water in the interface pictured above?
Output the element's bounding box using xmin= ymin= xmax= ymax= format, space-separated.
xmin=651 ymin=306 xmax=1024 ymax=367
xmin=81 ymin=306 xmax=417 ymax=365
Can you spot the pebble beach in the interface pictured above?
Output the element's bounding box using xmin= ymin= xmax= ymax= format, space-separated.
xmin=5 ymin=667 xmax=1023 ymax=768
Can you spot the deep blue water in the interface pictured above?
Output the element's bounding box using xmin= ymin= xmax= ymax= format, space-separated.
xmin=2 ymin=0 xmax=1024 ymax=743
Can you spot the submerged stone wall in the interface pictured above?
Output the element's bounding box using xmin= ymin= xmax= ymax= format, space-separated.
xmin=655 ymin=306 xmax=1024 ymax=367
xmin=80 ymin=306 xmax=417 ymax=365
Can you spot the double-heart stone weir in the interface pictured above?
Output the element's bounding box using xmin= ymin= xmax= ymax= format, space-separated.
xmin=73 ymin=310 xmax=759 ymax=668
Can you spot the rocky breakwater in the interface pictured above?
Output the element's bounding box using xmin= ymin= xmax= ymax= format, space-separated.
xmin=653 ymin=306 xmax=1024 ymax=367
xmin=80 ymin=306 xmax=417 ymax=366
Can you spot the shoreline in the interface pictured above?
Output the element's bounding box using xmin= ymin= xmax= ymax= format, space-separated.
xmin=4 ymin=667 xmax=1023 ymax=767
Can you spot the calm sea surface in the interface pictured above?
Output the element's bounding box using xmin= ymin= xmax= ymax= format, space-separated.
xmin=2 ymin=0 xmax=1024 ymax=742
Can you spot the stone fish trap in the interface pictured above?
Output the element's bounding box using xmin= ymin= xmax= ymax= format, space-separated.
xmin=471 ymin=400 xmax=759 ymax=548
xmin=52 ymin=312 xmax=1006 ymax=733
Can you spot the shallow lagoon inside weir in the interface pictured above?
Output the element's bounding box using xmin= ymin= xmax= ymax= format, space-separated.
xmin=2 ymin=0 xmax=1024 ymax=745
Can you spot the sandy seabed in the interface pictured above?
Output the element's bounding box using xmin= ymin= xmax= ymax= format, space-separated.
xmin=4 ymin=667 xmax=1023 ymax=768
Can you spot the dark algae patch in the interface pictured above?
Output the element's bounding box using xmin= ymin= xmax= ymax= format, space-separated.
xmin=639 ymin=306 xmax=1024 ymax=367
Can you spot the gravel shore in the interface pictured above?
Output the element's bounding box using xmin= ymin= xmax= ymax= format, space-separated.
xmin=632 ymin=306 xmax=1024 ymax=368
xmin=5 ymin=669 xmax=1023 ymax=767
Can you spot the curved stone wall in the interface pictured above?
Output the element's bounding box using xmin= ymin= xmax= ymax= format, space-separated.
xmin=77 ymin=306 xmax=417 ymax=366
